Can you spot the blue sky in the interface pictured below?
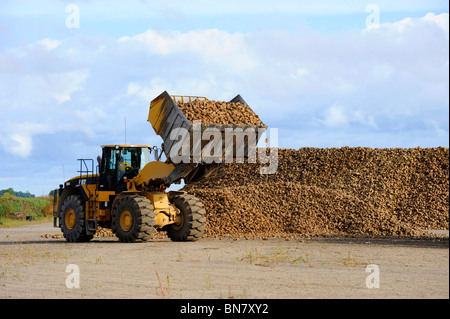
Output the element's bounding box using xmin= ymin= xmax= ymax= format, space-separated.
xmin=0 ymin=0 xmax=448 ymax=196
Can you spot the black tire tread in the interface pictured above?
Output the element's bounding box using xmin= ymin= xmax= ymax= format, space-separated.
xmin=167 ymin=194 xmax=206 ymax=242
xmin=60 ymin=194 xmax=93 ymax=243
xmin=112 ymin=195 xmax=156 ymax=243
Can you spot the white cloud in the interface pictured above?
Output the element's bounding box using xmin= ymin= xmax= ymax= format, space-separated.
xmin=318 ymin=104 xmax=349 ymax=128
xmin=0 ymin=66 xmax=89 ymax=158
xmin=0 ymin=122 xmax=52 ymax=158
xmin=119 ymin=29 xmax=259 ymax=74
xmin=0 ymin=68 xmax=89 ymax=105
xmin=420 ymin=12 xmax=449 ymax=33
xmin=126 ymin=82 xmax=141 ymax=96
xmin=6 ymin=38 xmax=63 ymax=58
xmin=126 ymin=78 xmax=174 ymax=101
xmin=313 ymin=105 xmax=379 ymax=129
xmin=49 ymin=69 xmax=90 ymax=103
xmin=8 ymin=134 xmax=33 ymax=158
xmin=36 ymin=38 xmax=62 ymax=50
xmin=353 ymin=111 xmax=377 ymax=129
xmin=364 ymin=12 xmax=449 ymax=35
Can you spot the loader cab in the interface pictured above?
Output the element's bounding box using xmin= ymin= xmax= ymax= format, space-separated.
xmin=98 ymin=145 xmax=155 ymax=192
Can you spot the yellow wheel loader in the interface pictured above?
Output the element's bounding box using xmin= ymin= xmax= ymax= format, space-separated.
xmin=52 ymin=91 xmax=266 ymax=242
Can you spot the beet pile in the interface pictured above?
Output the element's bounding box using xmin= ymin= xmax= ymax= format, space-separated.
xmin=182 ymin=147 xmax=449 ymax=238
xmin=177 ymin=100 xmax=264 ymax=125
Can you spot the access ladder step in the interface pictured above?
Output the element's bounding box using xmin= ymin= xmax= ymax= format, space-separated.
xmin=86 ymin=219 xmax=98 ymax=234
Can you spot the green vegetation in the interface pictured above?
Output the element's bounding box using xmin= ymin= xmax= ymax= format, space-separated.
xmin=0 ymin=192 xmax=53 ymax=227
xmin=0 ymin=187 xmax=35 ymax=198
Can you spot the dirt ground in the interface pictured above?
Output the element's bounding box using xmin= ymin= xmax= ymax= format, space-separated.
xmin=0 ymin=222 xmax=448 ymax=299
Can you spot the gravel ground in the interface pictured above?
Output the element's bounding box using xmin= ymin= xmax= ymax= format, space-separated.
xmin=0 ymin=222 xmax=448 ymax=299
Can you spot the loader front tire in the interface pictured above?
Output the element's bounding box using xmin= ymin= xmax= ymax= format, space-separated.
xmin=167 ymin=194 xmax=206 ymax=241
xmin=112 ymin=195 xmax=157 ymax=243
xmin=60 ymin=195 xmax=93 ymax=242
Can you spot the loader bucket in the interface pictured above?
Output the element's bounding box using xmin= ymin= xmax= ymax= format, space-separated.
xmin=148 ymin=91 xmax=267 ymax=164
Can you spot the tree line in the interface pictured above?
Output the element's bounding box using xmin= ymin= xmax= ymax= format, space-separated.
xmin=0 ymin=188 xmax=35 ymax=198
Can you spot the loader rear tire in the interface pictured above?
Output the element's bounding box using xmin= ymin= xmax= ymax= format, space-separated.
xmin=167 ymin=194 xmax=206 ymax=241
xmin=112 ymin=195 xmax=157 ymax=243
xmin=60 ymin=195 xmax=93 ymax=243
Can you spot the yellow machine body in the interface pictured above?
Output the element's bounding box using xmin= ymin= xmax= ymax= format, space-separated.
xmin=53 ymin=91 xmax=263 ymax=243
xmin=57 ymin=155 xmax=182 ymax=232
